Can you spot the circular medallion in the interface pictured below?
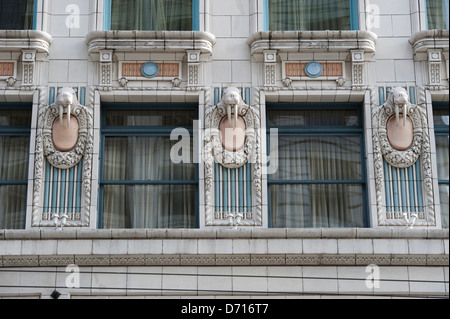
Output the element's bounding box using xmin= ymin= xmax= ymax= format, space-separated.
xmin=387 ymin=115 xmax=414 ymax=151
xmin=219 ymin=115 xmax=246 ymax=152
xmin=52 ymin=115 xmax=79 ymax=152
xmin=141 ymin=62 xmax=159 ymax=78
xmin=305 ymin=62 xmax=323 ymax=78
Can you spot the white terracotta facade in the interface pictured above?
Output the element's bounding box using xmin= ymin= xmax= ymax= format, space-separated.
xmin=0 ymin=0 xmax=448 ymax=298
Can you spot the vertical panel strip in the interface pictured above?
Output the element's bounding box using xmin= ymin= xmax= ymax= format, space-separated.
xmin=222 ymin=166 xmax=228 ymax=212
xmin=43 ymin=160 xmax=51 ymax=213
xmin=408 ymin=165 xmax=416 ymax=211
xmin=399 ymin=168 xmax=407 ymax=211
xmin=415 ymin=157 xmax=423 ymax=212
xmin=246 ymin=162 xmax=252 ymax=212
xmin=51 ymin=166 xmax=58 ymax=213
xmin=230 ymin=168 xmax=236 ymax=212
xmin=67 ymin=166 xmax=75 ymax=212
xmin=59 ymin=169 xmax=66 ymax=213
xmin=238 ymin=166 xmax=244 ymax=212
xmin=214 ymin=163 xmax=220 ymax=212
xmin=391 ymin=165 xmax=399 ymax=212
xmin=383 ymin=160 xmax=392 ymax=211
xmin=75 ymin=160 xmax=83 ymax=213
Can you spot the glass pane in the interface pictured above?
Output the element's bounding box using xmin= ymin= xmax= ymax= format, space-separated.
xmin=427 ymin=0 xmax=449 ymax=29
xmin=111 ymin=0 xmax=193 ymax=31
xmin=0 ymin=185 xmax=27 ymax=229
xmin=102 ymin=184 xmax=196 ymax=228
xmin=439 ymin=184 xmax=449 ymax=228
xmin=269 ymin=0 xmax=351 ymax=31
xmin=103 ymin=136 xmax=195 ymax=181
xmin=0 ymin=0 xmax=34 ymax=30
xmin=436 ymin=135 xmax=449 ymax=180
xmin=105 ymin=109 xmax=196 ymax=127
xmin=0 ymin=109 xmax=32 ymax=126
xmin=272 ymin=135 xmax=362 ymax=181
xmin=0 ymin=136 xmax=30 ymax=181
xmin=270 ymin=184 xmax=365 ymax=228
xmin=433 ymin=108 xmax=449 ymax=126
xmin=268 ymin=109 xmax=359 ymax=127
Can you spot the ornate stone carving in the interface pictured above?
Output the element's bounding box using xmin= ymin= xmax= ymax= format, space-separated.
xmin=372 ymin=86 xmax=436 ymax=226
xmin=209 ymin=87 xmax=256 ymax=169
xmin=42 ymin=87 xmax=90 ymax=169
xmin=375 ymin=87 xmax=423 ymax=168
xmin=32 ymin=87 xmax=94 ymax=228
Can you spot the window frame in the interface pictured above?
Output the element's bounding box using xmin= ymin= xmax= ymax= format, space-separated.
xmin=425 ymin=0 xmax=450 ymax=30
xmin=263 ymin=0 xmax=359 ymax=31
xmin=0 ymin=103 xmax=32 ymax=229
xmin=433 ymin=101 xmax=449 ymax=227
xmin=266 ymin=102 xmax=369 ymax=228
xmin=103 ymin=0 xmax=200 ymax=31
xmin=98 ymin=102 xmax=200 ymax=229
xmin=0 ymin=0 xmax=37 ymax=30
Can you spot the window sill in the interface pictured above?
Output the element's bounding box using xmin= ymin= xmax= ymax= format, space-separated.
xmin=247 ymin=30 xmax=377 ymax=55
xmin=86 ymin=30 xmax=216 ymax=55
xmin=0 ymin=30 xmax=52 ymax=53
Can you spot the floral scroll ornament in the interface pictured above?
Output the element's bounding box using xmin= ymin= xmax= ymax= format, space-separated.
xmin=42 ymin=87 xmax=89 ymax=169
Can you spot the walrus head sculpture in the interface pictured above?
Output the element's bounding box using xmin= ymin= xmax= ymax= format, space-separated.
xmin=386 ymin=87 xmax=410 ymax=127
xmin=56 ymin=87 xmax=77 ymax=127
xmin=219 ymin=87 xmax=246 ymax=127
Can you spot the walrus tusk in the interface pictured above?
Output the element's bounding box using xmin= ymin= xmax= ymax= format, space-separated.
xmin=67 ymin=105 xmax=71 ymax=126
xmin=235 ymin=104 xmax=239 ymax=126
xmin=59 ymin=105 xmax=64 ymax=126
xmin=228 ymin=104 xmax=233 ymax=126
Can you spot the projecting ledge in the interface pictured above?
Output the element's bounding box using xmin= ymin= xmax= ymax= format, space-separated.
xmin=1 ymin=228 xmax=448 ymax=240
xmin=85 ymin=30 xmax=216 ymax=54
xmin=247 ymin=30 xmax=377 ymax=55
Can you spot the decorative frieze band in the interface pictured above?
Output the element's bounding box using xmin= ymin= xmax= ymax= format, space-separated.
xmin=1 ymin=253 xmax=447 ymax=268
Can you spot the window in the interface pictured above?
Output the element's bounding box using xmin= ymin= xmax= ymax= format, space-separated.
xmin=267 ymin=104 xmax=367 ymax=228
xmin=99 ymin=104 xmax=198 ymax=229
xmin=105 ymin=0 xmax=199 ymax=31
xmin=265 ymin=0 xmax=359 ymax=31
xmin=0 ymin=0 xmax=35 ymax=30
xmin=0 ymin=105 xmax=31 ymax=229
xmin=433 ymin=103 xmax=449 ymax=228
xmin=426 ymin=0 xmax=449 ymax=29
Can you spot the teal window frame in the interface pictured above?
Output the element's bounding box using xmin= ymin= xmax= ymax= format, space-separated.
xmin=98 ymin=103 xmax=199 ymax=229
xmin=433 ymin=102 xmax=449 ymax=228
xmin=266 ymin=102 xmax=369 ymax=228
xmin=0 ymin=103 xmax=32 ymax=229
xmin=263 ymin=0 xmax=359 ymax=31
xmin=0 ymin=0 xmax=37 ymax=30
xmin=103 ymin=0 xmax=200 ymax=31
xmin=425 ymin=0 xmax=450 ymax=30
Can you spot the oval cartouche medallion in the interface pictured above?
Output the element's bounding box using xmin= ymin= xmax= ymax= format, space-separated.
xmin=219 ymin=115 xmax=246 ymax=152
xmin=52 ymin=114 xmax=79 ymax=152
xmin=386 ymin=115 xmax=414 ymax=151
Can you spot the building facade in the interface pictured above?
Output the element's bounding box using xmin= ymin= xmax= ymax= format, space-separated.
xmin=0 ymin=0 xmax=448 ymax=298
